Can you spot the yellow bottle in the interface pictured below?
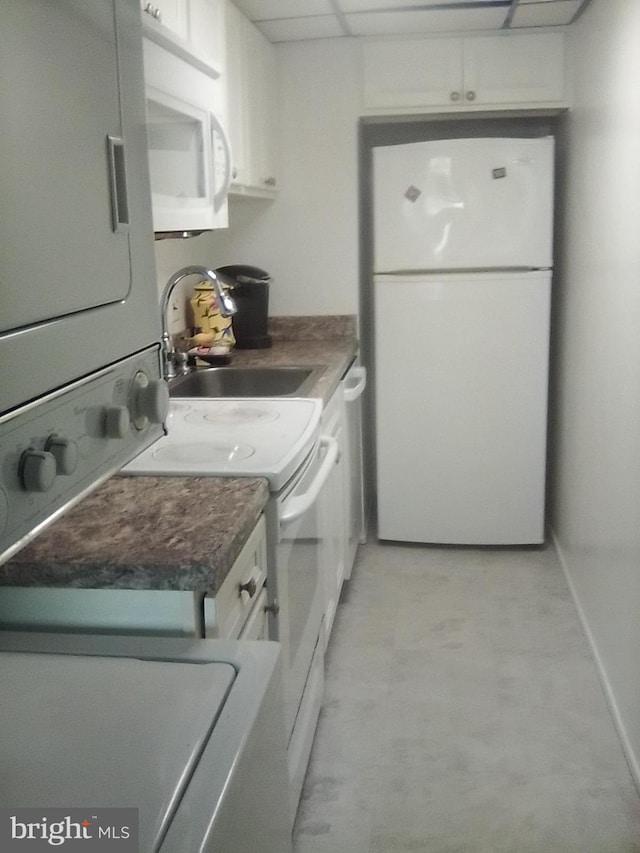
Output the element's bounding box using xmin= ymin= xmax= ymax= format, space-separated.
xmin=189 ymin=281 xmax=235 ymax=350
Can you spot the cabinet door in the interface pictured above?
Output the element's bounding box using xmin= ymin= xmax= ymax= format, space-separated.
xmin=243 ymin=17 xmax=278 ymax=191
xmin=142 ymin=0 xmax=188 ymax=39
xmin=188 ymin=0 xmax=225 ymax=76
xmin=362 ymin=37 xmax=463 ymax=110
xmin=463 ymin=33 xmax=565 ymax=105
xmin=225 ymin=0 xmax=249 ymax=185
xmin=203 ymin=516 xmax=268 ymax=639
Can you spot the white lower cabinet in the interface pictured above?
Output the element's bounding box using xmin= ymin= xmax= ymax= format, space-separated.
xmin=0 ymin=515 xmax=268 ymax=641
xmin=204 ymin=514 xmax=268 ymax=639
xmin=320 ymin=387 xmax=348 ymax=647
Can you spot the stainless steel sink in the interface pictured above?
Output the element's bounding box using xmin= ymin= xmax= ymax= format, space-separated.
xmin=169 ymin=365 xmax=322 ymax=398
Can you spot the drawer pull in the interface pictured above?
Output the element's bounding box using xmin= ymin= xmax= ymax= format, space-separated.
xmin=239 ymin=578 xmax=257 ymax=598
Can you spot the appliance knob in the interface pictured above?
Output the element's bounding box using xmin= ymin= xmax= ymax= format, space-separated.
xmin=19 ymin=450 xmax=57 ymax=493
xmin=450 ymin=91 xmax=461 ymax=102
xmin=44 ymin=435 xmax=79 ymax=476
xmin=104 ymin=405 xmax=130 ymax=439
xmin=466 ymin=90 xmax=477 ymax=101
xmin=132 ymin=372 xmax=170 ymax=430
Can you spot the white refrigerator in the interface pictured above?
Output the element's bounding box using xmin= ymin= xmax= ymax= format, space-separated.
xmin=373 ymin=137 xmax=554 ymax=545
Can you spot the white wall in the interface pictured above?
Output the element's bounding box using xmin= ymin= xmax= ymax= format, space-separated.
xmin=154 ymin=37 xmax=361 ymax=318
xmin=552 ymin=0 xmax=640 ymax=785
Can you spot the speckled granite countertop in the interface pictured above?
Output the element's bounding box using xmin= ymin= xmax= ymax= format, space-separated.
xmin=0 ymin=316 xmax=358 ymax=594
xmin=0 ymin=476 xmax=269 ymax=593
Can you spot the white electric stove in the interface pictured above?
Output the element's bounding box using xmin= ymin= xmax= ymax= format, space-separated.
xmin=122 ymin=397 xmax=322 ymax=491
xmin=123 ymin=393 xmax=331 ymax=820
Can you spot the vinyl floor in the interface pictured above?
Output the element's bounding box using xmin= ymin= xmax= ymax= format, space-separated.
xmin=293 ymin=541 xmax=640 ymax=852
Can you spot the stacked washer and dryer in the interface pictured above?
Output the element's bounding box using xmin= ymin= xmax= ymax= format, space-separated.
xmin=0 ymin=2 xmax=293 ymax=850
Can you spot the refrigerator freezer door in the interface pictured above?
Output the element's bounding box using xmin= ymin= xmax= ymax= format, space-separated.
xmin=373 ymin=137 xmax=554 ymax=272
xmin=374 ymin=271 xmax=551 ymax=545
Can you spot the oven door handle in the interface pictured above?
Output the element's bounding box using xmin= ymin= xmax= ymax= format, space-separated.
xmin=280 ymin=436 xmax=338 ymax=526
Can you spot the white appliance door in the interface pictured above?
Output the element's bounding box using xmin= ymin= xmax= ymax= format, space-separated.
xmin=373 ymin=137 xmax=554 ymax=272
xmin=342 ymin=365 xmax=367 ymax=578
xmin=374 ymin=271 xmax=551 ymax=545
xmin=276 ymin=438 xmax=335 ymax=742
xmin=0 ymin=635 xmax=293 ymax=853
xmin=0 ymin=650 xmax=235 ymax=851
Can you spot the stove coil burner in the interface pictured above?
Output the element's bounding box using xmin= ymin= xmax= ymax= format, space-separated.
xmin=184 ymin=404 xmax=280 ymax=426
xmin=152 ymin=441 xmax=256 ymax=466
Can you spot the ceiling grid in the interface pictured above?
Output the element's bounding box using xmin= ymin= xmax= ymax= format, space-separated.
xmin=232 ymin=0 xmax=592 ymax=41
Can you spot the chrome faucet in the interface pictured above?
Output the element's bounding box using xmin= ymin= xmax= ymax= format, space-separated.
xmin=160 ymin=265 xmax=237 ymax=380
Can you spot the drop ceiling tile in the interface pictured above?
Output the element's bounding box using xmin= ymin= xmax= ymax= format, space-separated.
xmin=233 ymin=0 xmax=333 ymax=21
xmin=345 ymin=7 xmax=508 ymax=36
xmin=511 ymin=0 xmax=582 ymax=27
xmin=338 ymin=0 xmax=504 ymax=9
xmin=255 ymin=15 xmax=345 ymax=42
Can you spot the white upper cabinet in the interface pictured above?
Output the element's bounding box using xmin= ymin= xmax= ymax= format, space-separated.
xmin=362 ymin=32 xmax=566 ymax=114
xmin=225 ymin=1 xmax=278 ymax=197
xmin=225 ymin=1 xmax=249 ymax=186
xmin=141 ymin=0 xmax=224 ymax=78
xmin=244 ymin=19 xmax=278 ymax=193
xmin=141 ymin=0 xmax=188 ymax=39
xmin=188 ymin=0 xmax=225 ymax=74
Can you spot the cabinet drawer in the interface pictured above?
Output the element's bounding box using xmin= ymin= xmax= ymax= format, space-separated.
xmin=204 ymin=515 xmax=267 ymax=639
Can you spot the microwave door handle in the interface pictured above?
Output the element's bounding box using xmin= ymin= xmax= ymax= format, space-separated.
xmin=280 ymin=436 xmax=338 ymax=526
xmin=210 ymin=111 xmax=232 ymax=213
xmin=343 ymin=367 xmax=367 ymax=402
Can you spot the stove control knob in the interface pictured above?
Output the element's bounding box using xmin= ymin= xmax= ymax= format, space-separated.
xmin=45 ymin=435 xmax=79 ymax=476
xmin=104 ymin=405 xmax=130 ymax=439
xmin=132 ymin=372 xmax=169 ymax=430
xmin=19 ymin=449 xmax=57 ymax=493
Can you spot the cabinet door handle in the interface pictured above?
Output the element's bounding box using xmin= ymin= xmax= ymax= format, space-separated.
xmin=465 ymin=90 xmax=477 ymax=101
xmin=450 ymin=91 xmax=461 ymax=102
xmin=239 ymin=577 xmax=257 ymax=598
xmin=264 ymin=598 xmax=280 ymax=617
xmin=106 ymin=136 xmax=129 ymax=232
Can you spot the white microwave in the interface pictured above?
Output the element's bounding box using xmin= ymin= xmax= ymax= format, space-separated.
xmin=143 ymin=38 xmax=232 ymax=236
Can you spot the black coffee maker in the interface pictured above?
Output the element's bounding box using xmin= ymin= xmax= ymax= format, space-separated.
xmin=214 ymin=265 xmax=272 ymax=349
